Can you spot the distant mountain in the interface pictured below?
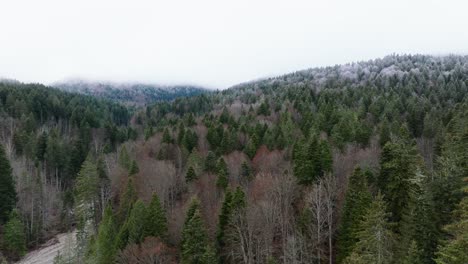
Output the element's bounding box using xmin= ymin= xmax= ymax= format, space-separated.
xmin=52 ymin=79 xmax=209 ymax=105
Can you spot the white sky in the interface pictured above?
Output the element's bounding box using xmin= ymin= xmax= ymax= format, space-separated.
xmin=1 ymin=0 xmax=467 ymax=89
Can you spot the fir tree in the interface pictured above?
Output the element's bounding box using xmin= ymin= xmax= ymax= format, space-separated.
xmin=0 ymin=143 xmax=16 ymax=223
xmin=344 ymin=193 xmax=395 ymax=264
xmin=118 ymin=145 xmax=131 ymax=170
xmin=129 ymin=160 xmax=139 ymax=175
xmin=204 ymin=151 xmax=217 ymax=173
xmin=162 ymin=128 xmax=173 ymax=144
xmin=336 ymin=167 xmax=372 ymax=263
xmin=186 ymin=166 xmax=197 ymax=182
xmin=145 ymin=193 xmax=168 ymax=239
xmin=118 ymin=177 xmax=137 ymax=223
xmin=216 ymin=158 xmax=229 ymax=190
xmin=95 ymin=206 xmax=117 ymax=264
xmin=181 ymin=199 xmax=211 ymax=264
xmin=127 ymin=199 xmax=147 ymax=244
xmin=3 ymin=209 xmax=26 ymax=259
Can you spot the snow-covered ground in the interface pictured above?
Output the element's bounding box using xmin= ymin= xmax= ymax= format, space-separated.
xmin=16 ymin=231 xmax=76 ymax=264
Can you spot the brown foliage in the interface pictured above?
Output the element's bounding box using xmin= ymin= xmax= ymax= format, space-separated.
xmin=116 ymin=237 xmax=177 ymax=264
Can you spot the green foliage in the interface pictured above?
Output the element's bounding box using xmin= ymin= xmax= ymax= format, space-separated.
xmin=129 ymin=160 xmax=139 ymax=175
xmin=186 ymin=166 xmax=197 ymax=182
xmin=95 ymin=206 xmax=117 ymax=264
xmin=74 ymin=157 xmax=99 ymax=224
xmin=344 ymin=193 xmax=395 ymax=264
xmin=336 ymin=167 xmax=372 ymax=263
xmin=181 ymin=199 xmax=213 ymax=264
xmin=118 ymin=145 xmax=131 ymax=170
xmin=3 ymin=209 xmax=26 ymax=259
xmin=127 ymin=200 xmax=147 ymax=244
xmin=0 ymin=144 xmax=16 ymax=224
xmin=216 ymin=158 xmax=229 ymax=190
xmin=378 ymin=139 xmax=419 ymax=229
xmin=118 ymin=177 xmax=137 ymax=223
xmin=162 ymin=128 xmax=173 ymax=144
xmin=293 ymin=136 xmax=332 ymax=185
xmin=145 ymin=193 xmax=168 ymax=239
xmin=204 ymin=151 xmax=217 ymax=173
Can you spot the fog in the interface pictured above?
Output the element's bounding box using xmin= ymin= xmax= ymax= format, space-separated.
xmin=1 ymin=0 xmax=467 ymax=88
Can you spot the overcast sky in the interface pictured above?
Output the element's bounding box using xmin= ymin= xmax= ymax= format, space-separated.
xmin=1 ymin=0 xmax=467 ymax=89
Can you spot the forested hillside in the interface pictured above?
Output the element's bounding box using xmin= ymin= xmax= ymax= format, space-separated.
xmin=53 ymin=80 xmax=208 ymax=106
xmin=0 ymin=55 xmax=467 ymax=264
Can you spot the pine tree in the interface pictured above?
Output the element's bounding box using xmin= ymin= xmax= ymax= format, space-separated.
xmin=95 ymin=206 xmax=117 ymax=264
xmin=0 ymin=143 xmax=16 ymax=223
xmin=336 ymin=167 xmax=372 ymax=263
xmin=434 ymin=180 xmax=468 ymax=264
xmin=74 ymin=157 xmax=99 ymax=225
xmin=162 ymin=128 xmax=173 ymax=144
xmin=216 ymin=158 xmax=229 ymax=190
xmin=145 ymin=193 xmax=168 ymax=239
xmin=204 ymin=151 xmax=217 ymax=173
xmin=118 ymin=177 xmax=137 ymax=223
xmin=378 ymin=140 xmax=419 ymax=230
xmin=402 ymin=241 xmax=423 ymax=264
xmin=201 ymin=244 xmax=218 ymax=264
xmin=181 ymin=199 xmax=211 ymax=264
xmin=344 ymin=193 xmax=395 ymax=264
xmin=127 ymin=199 xmax=147 ymax=244
xmin=129 ymin=160 xmax=139 ymax=175
xmin=186 ymin=166 xmax=197 ymax=182
xmin=3 ymin=209 xmax=26 ymax=259
xmin=118 ymin=145 xmax=131 ymax=170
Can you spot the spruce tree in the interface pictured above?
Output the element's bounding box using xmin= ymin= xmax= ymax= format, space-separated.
xmin=127 ymin=199 xmax=147 ymax=244
xmin=336 ymin=167 xmax=372 ymax=263
xmin=186 ymin=166 xmax=197 ymax=182
xmin=3 ymin=209 xmax=26 ymax=259
xmin=216 ymin=158 xmax=229 ymax=190
xmin=0 ymin=143 xmax=16 ymax=223
xmin=344 ymin=193 xmax=395 ymax=264
xmin=95 ymin=206 xmax=116 ymax=264
xmin=181 ymin=200 xmax=211 ymax=264
xmin=118 ymin=145 xmax=131 ymax=170
xmin=378 ymin=140 xmax=418 ymax=230
xmin=204 ymin=151 xmax=217 ymax=173
xmin=118 ymin=177 xmax=137 ymax=223
xmin=129 ymin=160 xmax=139 ymax=175
xmin=145 ymin=193 xmax=168 ymax=239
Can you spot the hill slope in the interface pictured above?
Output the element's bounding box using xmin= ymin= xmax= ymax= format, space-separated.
xmin=52 ymin=79 xmax=209 ymax=105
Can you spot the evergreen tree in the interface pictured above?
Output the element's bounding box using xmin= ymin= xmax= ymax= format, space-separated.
xmin=434 ymin=180 xmax=468 ymax=264
xmin=129 ymin=160 xmax=139 ymax=175
xmin=181 ymin=199 xmax=211 ymax=264
xmin=200 ymin=245 xmax=218 ymax=264
xmin=402 ymin=241 xmax=423 ymax=264
xmin=3 ymin=209 xmax=26 ymax=259
xmin=344 ymin=193 xmax=395 ymax=264
xmin=118 ymin=177 xmax=137 ymax=223
xmin=162 ymin=128 xmax=173 ymax=144
xmin=145 ymin=193 xmax=168 ymax=239
xmin=378 ymin=140 xmax=419 ymax=230
xmin=74 ymin=157 xmax=99 ymax=225
xmin=0 ymin=144 xmax=16 ymax=223
xmin=336 ymin=167 xmax=372 ymax=263
xmin=204 ymin=151 xmax=217 ymax=173
xmin=127 ymin=199 xmax=147 ymax=244
xmin=95 ymin=206 xmax=117 ymax=264
xmin=186 ymin=166 xmax=197 ymax=182
xmin=216 ymin=158 xmax=229 ymax=190
xmin=118 ymin=145 xmax=131 ymax=170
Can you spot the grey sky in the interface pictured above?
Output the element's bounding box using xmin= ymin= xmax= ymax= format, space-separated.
xmin=1 ymin=0 xmax=467 ymax=89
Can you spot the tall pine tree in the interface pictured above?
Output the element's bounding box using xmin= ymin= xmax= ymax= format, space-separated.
xmin=0 ymin=143 xmax=16 ymax=223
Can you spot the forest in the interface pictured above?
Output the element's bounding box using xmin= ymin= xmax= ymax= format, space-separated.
xmin=0 ymin=54 xmax=466 ymax=264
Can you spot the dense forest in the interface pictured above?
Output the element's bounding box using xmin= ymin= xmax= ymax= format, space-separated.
xmin=0 ymin=54 xmax=467 ymax=264
xmin=53 ymin=80 xmax=208 ymax=106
